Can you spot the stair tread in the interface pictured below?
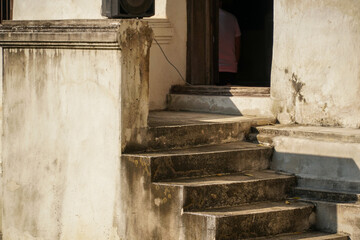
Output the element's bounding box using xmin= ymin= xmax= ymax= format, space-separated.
xmin=155 ymin=170 xmax=294 ymax=186
xmin=123 ymin=141 xmax=271 ymax=157
xmin=255 ymin=124 xmax=360 ymax=143
xmin=149 ymin=110 xmax=275 ymax=127
xmin=184 ymin=200 xmax=313 ymax=217
xmin=246 ymin=231 xmax=348 ymax=240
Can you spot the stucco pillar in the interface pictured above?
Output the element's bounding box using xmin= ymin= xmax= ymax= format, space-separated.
xmin=0 ymin=19 xmax=152 ymax=239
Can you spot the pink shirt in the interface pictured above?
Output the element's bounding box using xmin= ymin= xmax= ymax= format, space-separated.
xmin=219 ymin=9 xmax=241 ymax=73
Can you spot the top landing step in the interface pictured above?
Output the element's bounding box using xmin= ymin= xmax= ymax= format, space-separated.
xmin=149 ymin=111 xmax=275 ymax=127
xmin=167 ymin=86 xmax=274 ymax=116
xmin=254 ymin=125 xmax=360 ymax=144
xmin=171 ymin=85 xmax=270 ymax=97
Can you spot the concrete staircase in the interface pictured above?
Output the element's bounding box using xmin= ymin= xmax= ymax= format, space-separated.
xmin=121 ymin=111 xmax=349 ymax=240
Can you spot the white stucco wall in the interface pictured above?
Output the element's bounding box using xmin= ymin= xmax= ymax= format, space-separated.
xmin=0 ymin=20 xmax=152 ymax=239
xmin=149 ymin=0 xmax=187 ymax=110
xmin=2 ymin=48 xmax=122 ymax=239
xmin=13 ymin=0 xmax=167 ymax=20
xmin=12 ymin=0 xmax=186 ymax=111
xmin=271 ymin=0 xmax=360 ymax=128
xmin=153 ymin=0 xmax=167 ymax=18
xmin=13 ymin=0 xmax=104 ymax=20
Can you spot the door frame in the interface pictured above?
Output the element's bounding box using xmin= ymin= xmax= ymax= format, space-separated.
xmin=186 ymin=0 xmax=219 ymax=85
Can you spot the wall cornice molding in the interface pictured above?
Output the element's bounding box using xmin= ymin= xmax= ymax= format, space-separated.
xmin=0 ymin=18 xmax=173 ymax=49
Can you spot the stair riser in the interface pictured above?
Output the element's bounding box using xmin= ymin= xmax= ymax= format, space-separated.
xmin=183 ymin=207 xmax=314 ymax=240
xmin=310 ymin=200 xmax=360 ymax=240
xmin=297 ymin=177 xmax=360 ymax=192
xmin=147 ymin=122 xmax=251 ymax=150
xmin=150 ymin=148 xmax=272 ymax=181
xmin=293 ymin=188 xmax=360 ymax=203
xmin=167 ymin=94 xmax=275 ymax=117
xmin=183 ymin=178 xmax=296 ymax=211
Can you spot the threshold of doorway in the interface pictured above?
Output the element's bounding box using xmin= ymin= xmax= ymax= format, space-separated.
xmin=167 ymin=85 xmax=274 ymax=117
xmin=171 ymin=85 xmax=270 ymax=97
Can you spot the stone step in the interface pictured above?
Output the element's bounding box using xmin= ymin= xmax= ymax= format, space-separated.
xmin=251 ymin=125 xmax=360 ymax=193
xmin=123 ymin=141 xmax=272 ymax=181
xmin=167 ymin=93 xmax=275 ymax=117
xmin=183 ymin=201 xmax=315 ymax=239
xmin=297 ymin=176 xmax=360 ymax=192
xmin=170 ymin=85 xmax=270 ymax=97
xmin=147 ymin=111 xmax=275 ymax=151
xmin=155 ymin=170 xmax=296 ymax=211
xmin=253 ymin=124 xmax=360 ymax=144
xmin=293 ymin=187 xmax=360 ymax=203
xmin=246 ymin=231 xmax=348 ymax=240
xmin=307 ymin=200 xmax=360 ymax=239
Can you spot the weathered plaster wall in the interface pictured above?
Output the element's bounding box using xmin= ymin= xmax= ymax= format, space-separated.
xmin=272 ymin=0 xmax=360 ymax=128
xmin=119 ymin=22 xmax=153 ymax=152
xmin=3 ymin=48 xmax=122 ymax=239
xmin=153 ymin=0 xmax=167 ymax=18
xmin=13 ymin=0 xmax=104 ymax=20
xmin=149 ymin=0 xmax=187 ymax=110
xmin=13 ymin=0 xmax=167 ymax=20
xmin=0 ymin=20 xmax=153 ymax=239
xmin=13 ymin=0 xmax=186 ymax=111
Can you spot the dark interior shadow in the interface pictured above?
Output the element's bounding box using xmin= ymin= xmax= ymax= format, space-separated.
xmin=221 ymin=0 xmax=273 ymax=87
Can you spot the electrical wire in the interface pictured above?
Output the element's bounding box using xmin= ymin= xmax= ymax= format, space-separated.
xmin=153 ymin=38 xmax=191 ymax=85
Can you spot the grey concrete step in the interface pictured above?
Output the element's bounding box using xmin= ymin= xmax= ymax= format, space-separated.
xmin=250 ymin=125 xmax=360 ymax=194
xmin=253 ymin=124 xmax=360 ymax=144
xmin=297 ymin=176 xmax=360 ymax=192
xmin=183 ymin=201 xmax=315 ymax=239
xmin=293 ymin=187 xmax=360 ymax=203
xmin=123 ymin=141 xmax=272 ymax=181
xmin=306 ymin=200 xmax=360 ymax=239
xmin=170 ymin=85 xmax=270 ymax=97
xmin=246 ymin=231 xmax=348 ymax=240
xmin=156 ymin=170 xmax=296 ymax=211
xmin=167 ymin=93 xmax=275 ymax=117
xmin=147 ymin=111 xmax=275 ymax=150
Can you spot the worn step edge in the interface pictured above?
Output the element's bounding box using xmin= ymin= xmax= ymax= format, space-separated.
xmin=126 ymin=141 xmax=272 ymax=156
xmin=254 ymin=125 xmax=360 ymax=144
xmin=123 ymin=142 xmax=273 ymax=181
xmin=147 ymin=122 xmax=249 ymax=151
xmin=296 ymin=175 xmax=360 ymax=193
xmin=245 ymin=231 xmax=349 ymax=240
xmin=158 ymin=171 xmax=296 ymax=211
xmin=183 ymin=201 xmax=315 ymax=239
xmin=293 ymin=187 xmax=360 ymax=203
xmin=183 ymin=200 xmax=314 ymax=216
xmin=155 ymin=170 xmax=294 ymax=186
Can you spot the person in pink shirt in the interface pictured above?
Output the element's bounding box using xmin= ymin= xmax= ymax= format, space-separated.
xmin=218 ymin=0 xmax=241 ymax=85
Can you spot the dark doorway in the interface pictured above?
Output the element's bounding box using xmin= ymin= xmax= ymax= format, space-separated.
xmin=0 ymin=0 xmax=12 ymax=23
xmin=221 ymin=0 xmax=273 ymax=87
xmin=187 ymin=0 xmax=273 ymax=87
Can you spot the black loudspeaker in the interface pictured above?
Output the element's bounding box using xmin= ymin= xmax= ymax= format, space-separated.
xmin=102 ymin=0 xmax=155 ymax=18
